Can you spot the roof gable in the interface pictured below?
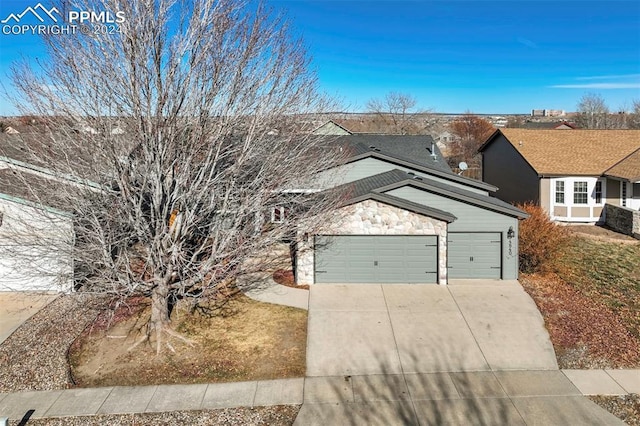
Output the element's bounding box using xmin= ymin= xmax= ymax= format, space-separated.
xmin=312 ymin=120 xmax=352 ymax=136
xmin=605 ymin=148 xmax=640 ymax=182
xmin=481 ymin=129 xmax=640 ymax=176
xmin=334 ymin=169 xmax=527 ymax=219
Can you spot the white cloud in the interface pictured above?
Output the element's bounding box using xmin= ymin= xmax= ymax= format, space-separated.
xmin=550 ymin=83 xmax=640 ymax=89
xmin=516 ymin=37 xmax=538 ymax=49
xmin=575 ymin=73 xmax=640 ymax=81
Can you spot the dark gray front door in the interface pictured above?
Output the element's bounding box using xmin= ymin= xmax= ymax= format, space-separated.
xmin=314 ymin=235 xmax=438 ymax=284
xmin=447 ymin=232 xmax=501 ymax=279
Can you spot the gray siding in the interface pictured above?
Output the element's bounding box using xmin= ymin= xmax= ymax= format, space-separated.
xmin=385 ymin=186 xmax=520 ymax=279
xmin=317 ymin=157 xmax=488 ymax=194
xmin=482 ymin=135 xmax=540 ymax=204
xmin=448 ymin=232 xmax=501 ymax=279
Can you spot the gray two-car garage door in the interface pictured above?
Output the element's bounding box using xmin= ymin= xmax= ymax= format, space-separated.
xmin=447 ymin=232 xmax=502 ymax=279
xmin=314 ymin=235 xmax=438 ymax=284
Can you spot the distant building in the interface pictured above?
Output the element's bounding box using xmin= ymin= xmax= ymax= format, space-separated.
xmin=531 ymin=109 xmax=566 ymax=117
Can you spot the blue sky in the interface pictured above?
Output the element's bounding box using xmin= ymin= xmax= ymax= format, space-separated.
xmin=1 ymin=1 xmax=639 ymax=115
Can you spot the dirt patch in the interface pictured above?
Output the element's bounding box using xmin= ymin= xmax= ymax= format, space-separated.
xmin=69 ymin=295 xmax=307 ymax=387
xmin=567 ymin=224 xmax=638 ymax=243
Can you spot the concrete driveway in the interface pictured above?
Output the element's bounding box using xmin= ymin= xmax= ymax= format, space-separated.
xmin=0 ymin=292 xmax=58 ymax=344
xmin=306 ymin=280 xmax=557 ymax=377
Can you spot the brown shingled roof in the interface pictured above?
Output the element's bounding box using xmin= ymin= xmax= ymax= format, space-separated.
xmin=605 ymin=148 xmax=640 ymax=182
xmin=492 ymin=129 xmax=640 ymax=176
xmin=0 ymin=168 xmax=72 ymax=212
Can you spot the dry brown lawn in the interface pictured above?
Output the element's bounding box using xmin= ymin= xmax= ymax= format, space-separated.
xmin=69 ymin=295 xmax=307 ymax=387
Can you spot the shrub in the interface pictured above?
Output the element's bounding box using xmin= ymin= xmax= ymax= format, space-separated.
xmin=517 ymin=202 xmax=570 ymax=273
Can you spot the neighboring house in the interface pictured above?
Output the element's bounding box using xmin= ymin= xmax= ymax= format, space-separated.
xmin=519 ymin=121 xmax=577 ymax=130
xmin=312 ymin=120 xmax=353 ymax=136
xmin=296 ymin=134 xmax=527 ymax=286
xmin=0 ymin=134 xmax=96 ymax=292
xmin=479 ymin=129 xmax=640 ymax=223
xmin=0 ymin=168 xmax=74 ymax=292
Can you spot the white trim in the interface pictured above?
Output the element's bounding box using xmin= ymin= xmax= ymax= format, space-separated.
xmin=549 ymin=176 xmax=605 ymax=222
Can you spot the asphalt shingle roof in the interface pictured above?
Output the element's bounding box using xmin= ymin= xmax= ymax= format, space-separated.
xmin=331 ymin=134 xmax=452 ymax=173
xmin=486 ymin=129 xmax=640 ymax=176
xmin=605 ymin=148 xmax=640 ymax=182
xmin=0 ymin=168 xmax=72 ymax=213
xmin=334 ymin=169 xmax=527 ymax=219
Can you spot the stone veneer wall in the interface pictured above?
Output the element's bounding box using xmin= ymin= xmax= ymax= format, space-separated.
xmin=296 ymin=199 xmax=448 ymax=285
xmin=605 ymin=203 xmax=640 ymax=239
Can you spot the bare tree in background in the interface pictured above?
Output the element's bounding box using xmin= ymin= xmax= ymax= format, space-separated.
xmin=628 ymin=99 xmax=640 ymax=129
xmin=366 ymin=91 xmax=421 ymax=134
xmin=447 ymin=113 xmax=495 ymax=168
xmin=6 ymin=0 xmax=344 ymax=353
xmin=576 ymin=93 xmax=610 ymax=129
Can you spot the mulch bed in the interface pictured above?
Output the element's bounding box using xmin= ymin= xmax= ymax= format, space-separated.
xmin=273 ymin=269 xmax=309 ymax=290
xmin=0 ymin=294 xmax=105 ymax=392
xmin=9 ymin=406 xmax=300 ymax=426
xmin=520 ymin=273 xmax=640 ymax=369
xmin=590 ymin=395 xmax=640 ymax=426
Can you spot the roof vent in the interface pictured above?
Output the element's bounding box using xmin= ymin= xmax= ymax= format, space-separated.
xmin=413 ymin=176 xmax=422 ymax=181
xmin=407 ymin=172 xmax=415 ymax=175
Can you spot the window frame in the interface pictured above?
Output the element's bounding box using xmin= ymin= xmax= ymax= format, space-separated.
xmin=573 ymin=181 xmax=588 ymax=204
xmin=555 ymin=180 xmax=565 ymax=204
xmin=594 ymin=181 xmax=602 ymax=204
xmin=622 ymin=182 xmax=628 ymax=207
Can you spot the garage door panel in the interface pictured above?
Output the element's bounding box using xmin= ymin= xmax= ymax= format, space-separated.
xmin=448 ymin=233 xmax=501 ymax=279
xmin=315 ymin=235 xmax=438 ymax=284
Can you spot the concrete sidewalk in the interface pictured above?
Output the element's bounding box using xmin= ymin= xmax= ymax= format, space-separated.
xmin=0 ymin=378 xmax=304 ymax=421
xmin=0 ymin=370 xmax=638 ymax=422
xmin=295 ymin=370 xmax=638 ymax=425
xmin=0 ymin=292 xmax=58 ymax=344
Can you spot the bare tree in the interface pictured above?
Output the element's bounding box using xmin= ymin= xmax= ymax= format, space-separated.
xmin=447 ymin=113 xmax=495 ymax=168
xmin=6 ymin=0 xmax=344 ymax=353
xmin=576 ymin=92 xmax=610 ymax=129
xmin=366 ymin=91 xmax=421 ymax=134
xmin=628 ymin=99 xmax=640 ymax=129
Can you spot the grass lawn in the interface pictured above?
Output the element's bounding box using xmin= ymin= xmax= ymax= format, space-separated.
xmin=69 ymin=294 xmax=307 ymax=387
xmin=520 ymin=233 xmax=640 ymax=369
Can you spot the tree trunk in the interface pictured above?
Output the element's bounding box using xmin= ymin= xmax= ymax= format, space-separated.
xmin=149 ymin=283 xmax=171 ymax=353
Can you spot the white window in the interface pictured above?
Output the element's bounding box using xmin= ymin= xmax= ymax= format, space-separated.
xmin=271 ymin=206 xmax=285 ymax=223
xmin=622 ymin=182 xmax=628 ymax=207
xmin=555 ymin=181 xmax=565 ymax=204
xmin=594 ymin=181 xmax=602 ymax=204
xmin=573 ymin=181 xmax=588 ymax=204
